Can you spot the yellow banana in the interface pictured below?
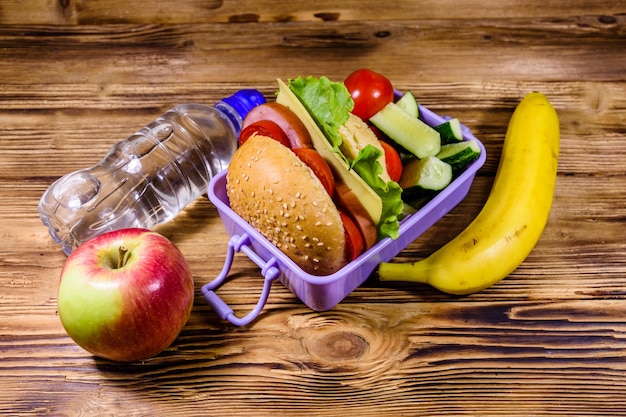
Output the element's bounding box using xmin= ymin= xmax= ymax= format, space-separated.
xmin=378 ymin=92 xmax=560 ymax=294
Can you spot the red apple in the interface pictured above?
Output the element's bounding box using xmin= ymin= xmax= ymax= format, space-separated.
xmin=57 ymin=228 xmax=194 ymax=362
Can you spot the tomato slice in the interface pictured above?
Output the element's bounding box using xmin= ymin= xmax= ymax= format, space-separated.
xmin=292 ymin=148 xmax=335 ymax=198
xmin=239 ymin=120 xmax=291 ymax=148
xmin=368 ymin=125 xmax=389 ymax=142
xmin=379 ymin=140 xmax=403 ymax=183
xmin=344 ymin=69 xmax=395 ymax=121
xmin=333 ymin=180 xmax=377 ymax=250
xmin=242 ymin=102 xmax=313 ymax=149
xmin=339 ymin=211 xmax=364 ymax=261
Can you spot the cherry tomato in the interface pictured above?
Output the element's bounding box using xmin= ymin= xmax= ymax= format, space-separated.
xmin=379 ymin=140 xmax=403 ymax=183
xmin=340 ymin=211 xmax=364 ymax=261
xmin=292 ymin=148 xmax=336 ymax=197
xmin=344 ymin=69 xmax=394 ymax=121
xmin=239 ymin=120 xmax=291 ymax=148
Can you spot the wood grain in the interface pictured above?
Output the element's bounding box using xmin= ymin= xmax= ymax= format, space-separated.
xmin=1 ymin=1 xmax=625 ymax=415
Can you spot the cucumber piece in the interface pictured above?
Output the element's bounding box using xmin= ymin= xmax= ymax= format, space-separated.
xmin=395 ymin=91 xmax=419 ymax=118
xmin=399 ymin=155 xmax=452 ymax=191
xmin=434 ymin=118 xmax=463 ymax=144
xmin=436 ymin=138 xmax=482 ymax=173
xmin=370 ymin=102 xmax=441 ymax=159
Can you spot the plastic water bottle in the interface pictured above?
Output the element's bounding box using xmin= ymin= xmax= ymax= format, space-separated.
xmin=38 ymin=90 xmax=266 ymax=255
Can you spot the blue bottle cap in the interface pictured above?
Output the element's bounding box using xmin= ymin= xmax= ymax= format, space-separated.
xmin=221 ymin=89 xmax=266 ymax=120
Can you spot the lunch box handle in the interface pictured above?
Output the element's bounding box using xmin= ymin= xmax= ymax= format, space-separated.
xmin=201 ymin=233 xmax=281 ymax=326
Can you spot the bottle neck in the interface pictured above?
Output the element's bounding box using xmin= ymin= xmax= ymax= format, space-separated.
xmin=214 ymin=101 xmax=244 ymax=136
xmin=216 ymin=89 xmax=266 ymax=136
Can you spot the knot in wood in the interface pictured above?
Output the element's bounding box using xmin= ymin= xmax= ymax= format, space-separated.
xmin=312 ymin=331 xmax=368 ymax=361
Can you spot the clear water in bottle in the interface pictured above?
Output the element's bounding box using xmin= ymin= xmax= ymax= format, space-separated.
xmin=39 ymin=91 xmax=265 ymax=255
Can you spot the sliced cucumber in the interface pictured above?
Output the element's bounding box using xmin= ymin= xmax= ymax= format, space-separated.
xmin=399 ymin=155 xmax=452 ymax=191
xmin=436 ymin=138 xmax=482 ymax=173
xmin=434 ymin=118 xmax=463 ymax=145
xmin=370 ymin=102 xmax=441 ymax=159
xmin=395 ymin=91 xmax=419 ymax=118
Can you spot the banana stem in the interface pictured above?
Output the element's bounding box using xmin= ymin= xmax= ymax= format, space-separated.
xmin=378 ymin=260 xmax=430 ymax=284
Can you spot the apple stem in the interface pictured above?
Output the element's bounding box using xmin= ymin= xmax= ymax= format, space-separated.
xmin=118 ymin=246 xmax=129 ymax=269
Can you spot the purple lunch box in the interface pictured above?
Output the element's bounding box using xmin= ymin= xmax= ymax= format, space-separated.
xmin=202 ymin=103 xmax=486 ymax=326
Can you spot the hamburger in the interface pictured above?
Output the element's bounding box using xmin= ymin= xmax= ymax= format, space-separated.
xmin=226 ymin=76 xmax=403 ymax=275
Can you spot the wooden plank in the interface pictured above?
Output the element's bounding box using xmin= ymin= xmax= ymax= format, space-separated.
xmin=1 ymin=0 xmax=624 ymax=25
xmin=1 ymin=300 xmax=626 ymax=416
xmin=1 ymin=81 xmax=624 ymax=178
xmin=0 ymin=18 xmax=624 ymax=85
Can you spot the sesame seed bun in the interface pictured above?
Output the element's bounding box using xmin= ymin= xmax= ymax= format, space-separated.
xmin=226 ymin=135 xmax=349 ymax=276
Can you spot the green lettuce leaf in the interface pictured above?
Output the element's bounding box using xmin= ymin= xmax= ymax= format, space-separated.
xmin=351 ymin=145 xmax=403 ymax=239
xmin=288 ymin=76 xmax=353 ymax=151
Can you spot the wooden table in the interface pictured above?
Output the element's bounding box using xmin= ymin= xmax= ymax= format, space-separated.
xmin=1 ymin=1 xmax=625 ymax=415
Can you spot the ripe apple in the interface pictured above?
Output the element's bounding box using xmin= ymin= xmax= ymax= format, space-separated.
xmin=57 ymin=228 xmax=194 ymax=362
